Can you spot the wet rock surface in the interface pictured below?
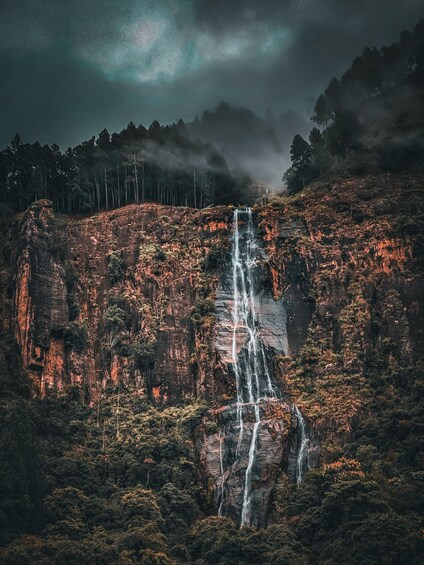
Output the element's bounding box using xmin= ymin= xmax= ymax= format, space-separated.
xmin=197 ymin=209 xmax=318 ymax=527
xmin=197 ymin=399 xmax=292 ymax=527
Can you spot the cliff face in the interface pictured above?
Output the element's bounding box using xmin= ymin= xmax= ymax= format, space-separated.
xmin=9 ymin=172 xmax=424 ymax=525
xmin=256 ymin=175 xmax=423 ymax=459
xmin=13 ymin=203 xmax=231 ymax=400
xmin=13 ymin=200 xmax=68 ymax=392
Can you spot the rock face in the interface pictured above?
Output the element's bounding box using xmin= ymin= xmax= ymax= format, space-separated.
xmin=13 ymin=201 xmax=233 ymax=401
xmin=214 ymin=227 xmax=288 ymax=364
xmin=197 ymin=399 xmax=292 ymax=527
xmin=8 ymin=173 xmax=424 ymax=526
xmin=197 ymin=208 xmax=316 ymax=527
xmin=255 ymin=175 xmax=424 ymax=463
xmin=13 ymin=201 xmax=68 ymax=393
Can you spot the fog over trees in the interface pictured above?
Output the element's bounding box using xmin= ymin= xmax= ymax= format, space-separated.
xmin=284 ymin=20 xmax=424 ymax=193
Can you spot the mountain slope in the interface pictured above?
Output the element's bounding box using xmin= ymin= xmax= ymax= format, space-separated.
xmin=0 ymin=172 xmax=423 ymax=563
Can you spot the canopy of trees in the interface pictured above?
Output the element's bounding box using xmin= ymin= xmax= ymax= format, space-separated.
xmin=284 ymin=20 xmax=424 ymax=193
xmin=0 ymin=121 xmax=255 ymax=214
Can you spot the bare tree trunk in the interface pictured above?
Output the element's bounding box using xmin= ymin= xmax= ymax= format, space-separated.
xmin=116 ymin=157 xmax=121 ymax=208
xmin=104 ymin=168 xmax=108 ymax=210
xmin=141 ymin=161 xmax=145 ymax=202
xmin=124 ymin=165 xmax=129 ymax=204
xmin=102 ymin=420 xmax=106 ymax=452
xmin=134 ymin=151 xmax=139 ymax=204
xmin=95 ymin=174 xmax=100 ymax=211
xmin=96 ymin=397 xmax=100 ymax=427
xmin=116 ymin=386 xmax=120 ymax=439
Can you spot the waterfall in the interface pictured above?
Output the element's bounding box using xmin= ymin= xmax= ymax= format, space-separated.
xmin=231 ymin=208 xmax=274 ymax=403
xmin=240 ymin=420 xmax=260 ymax=525
xmin=231 ymin=208 xmax=276 ymax=526
xmin=293 ymin=405 xmax=310 ymax=484
xmin=218 ymin=430 xmax=225 ymax=516
xmin=218 ymin=207 xmax=314 ymax=526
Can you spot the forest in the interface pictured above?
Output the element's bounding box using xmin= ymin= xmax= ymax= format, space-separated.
xmin=284 ymin=20 xmax=424 ymax=193
xmin=0 ymin=121 xmax=252 ymax=214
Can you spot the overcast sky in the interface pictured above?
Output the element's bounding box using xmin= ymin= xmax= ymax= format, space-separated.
xmin=0 ymin=0 xmax=422 ymax=148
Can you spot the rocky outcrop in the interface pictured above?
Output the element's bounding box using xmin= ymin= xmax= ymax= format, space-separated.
xmin=215 ymin=278 xmax=288 ymax=364
xmin=197 ymin=399 xmax=292 ymax=527
xmin=266 ymin=217 xmax=315 ymax=356
xmin=11 ymin=201 xmax=232 ymax=400
xmin=13 ymin=200 xmax=68 ymax=393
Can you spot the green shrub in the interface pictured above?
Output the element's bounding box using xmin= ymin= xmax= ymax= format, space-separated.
xmin=64 ymin=322 xmax=88 ymax=353
xmin=202 ymin=243 xmax=230 ymax=272
xmin=108 ymin=252 xmax=126 ymax=284
xmin=129 ymin=342 xmax=157 ymax=371
xmin=113 ymin=336 xmax=131 ymax=356
xmin=103 ymin=305 xmax=126 ymax=332
xmin=154 ymin=249 xmax=167 ymax=262
xmin=191 ymin=297 xmax=215 ymax=328
xmin=139 ymin=243 xmax=166 ymax=262
xmin=107 ymin=293 xmax=129 ymax=311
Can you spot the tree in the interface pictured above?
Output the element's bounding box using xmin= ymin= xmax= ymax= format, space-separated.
xmin=187 ymin=516 xmax=242 ymax=564
xmin=309 ymin=128 xmax=331 ymax=177
xmin=0 ymin=396 xmax=43 ymax=544
xmin=290 ymin=135 xmax=312 ymax=172
xmin=283 ymin=135 xmax=315 ymax=194
xmin=311 ymin=94 xmax=332 ymax=129
xmin=96 ymin=129 xmax=111 ymax=151
xmin=64 ymin=322 xmax=88 ymax=353
xmin=44 ymin=487 xmax=90 ymax=539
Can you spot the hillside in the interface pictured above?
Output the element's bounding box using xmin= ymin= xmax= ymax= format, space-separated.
xmin=0 ymin=172 xmax=423 ymax=563
xmin=284 ymin=20 xmax=424 ymax=194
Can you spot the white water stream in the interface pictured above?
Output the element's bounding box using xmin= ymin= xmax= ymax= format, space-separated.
xmin=218 ymin=207 xmax=311 ymax=526
xmin=232 ymin=208 xmax=275 ymax=526
xmin=293 ymin=405 xmax=310 ymax=484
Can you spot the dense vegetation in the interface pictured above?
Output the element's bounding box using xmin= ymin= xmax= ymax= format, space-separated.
xmin=284 ymin=20 xmax=424 ymax=193
xmin=1 ymin=354 xmax=421 ymax=564
xmin=0 ymin=122 xmax=253 ymax=214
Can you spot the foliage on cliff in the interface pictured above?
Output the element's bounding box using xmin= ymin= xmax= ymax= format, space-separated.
xmin=257 ymin=172 xmax=423 ymax=430
xmin=0 ymin=376 xmax=422 ymax=563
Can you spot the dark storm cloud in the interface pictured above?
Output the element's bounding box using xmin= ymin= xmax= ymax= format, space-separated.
xmin=0 ymin=0 xmax=422 ymax=148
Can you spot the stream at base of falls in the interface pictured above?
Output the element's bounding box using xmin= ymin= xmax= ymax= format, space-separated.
xmin=217 ymin=207 xmax=313 ymax=527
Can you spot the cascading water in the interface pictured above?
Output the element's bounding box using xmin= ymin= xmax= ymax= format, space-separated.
xmin=217 ymin=207 xmax=315 ymax=526
xmin=293 ymin=405 xmax=310 ymax=484
xmin=230 ymin=209 xmax=274 ymax=526
xmin=218 ymin=430 xmax=225 ymax=516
